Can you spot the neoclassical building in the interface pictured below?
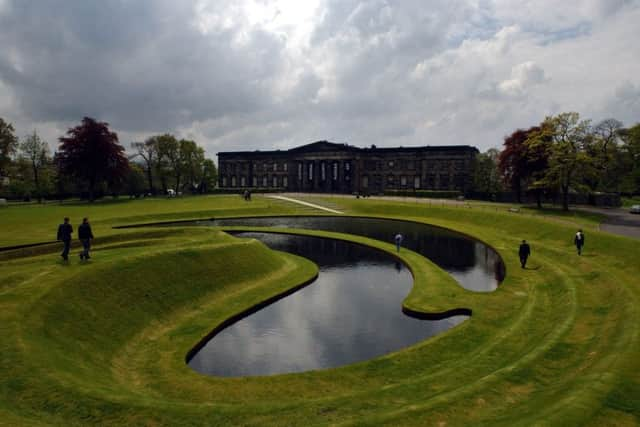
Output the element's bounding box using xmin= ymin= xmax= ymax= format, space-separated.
xmin=217 ymin=141 xmax=478 ymax=194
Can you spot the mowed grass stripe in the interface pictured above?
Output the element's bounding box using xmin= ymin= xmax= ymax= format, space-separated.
xmin=1 ymin=195 xmax=638 ymax=425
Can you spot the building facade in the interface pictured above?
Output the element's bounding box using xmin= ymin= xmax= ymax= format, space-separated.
xmin=218 ymin=141 xmax=478 ymax=194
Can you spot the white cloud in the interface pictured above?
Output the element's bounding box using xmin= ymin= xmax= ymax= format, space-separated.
xmin=498 ymin=61 xmax=548 ymax=97
xmin=0 ymin=0 xmax=639 ymax=157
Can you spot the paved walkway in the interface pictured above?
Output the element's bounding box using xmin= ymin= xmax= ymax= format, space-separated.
xmin=577 ymin=206 xmax=640 ymax=239
xmin=267 ymin=195 xmax=343 ymax=214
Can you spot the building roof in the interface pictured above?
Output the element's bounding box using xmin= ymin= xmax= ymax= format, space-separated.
xmin=218 ymin=140 xmax=478 ymax=156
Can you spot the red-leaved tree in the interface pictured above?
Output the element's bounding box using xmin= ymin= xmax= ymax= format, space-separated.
xmin=498 ymin=126 xmax=548 ymax=206
xmin=57 ymin=117 xmax=129 ymax=201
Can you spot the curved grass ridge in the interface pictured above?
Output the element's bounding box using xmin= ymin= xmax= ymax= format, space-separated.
xmin=216 ymin=226 xmax=475 ymax=318
xmin=1 ymin=196 xmax=639 ymax=426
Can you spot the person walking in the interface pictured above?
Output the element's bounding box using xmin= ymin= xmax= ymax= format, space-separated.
xmin=78 ymin=217 xmax=94 ymax=260
xmin=574 ymin=229 xmax=585 ymax=255
xmin=57 ymin=217 xmax=73 ymax=261
xmin=519 ymin=239 xmax=531 ymax=268
xmin=394 ymin=233 xmax=403 ymax=252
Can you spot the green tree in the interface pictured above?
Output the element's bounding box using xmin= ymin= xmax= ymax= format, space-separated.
xmin=200 ymin=159 xmax=218 ymax=193
xmin=0 ymin=117 xmax=18 ymax=180
xmin=619 ymin=123 xmax=640 ymax=194
xmin=589 ymin=118 xmax=624 ymax=192
xmin=179 ymin=139 xmax=205 ymax=193
xmin=19 ymin=131 xmax=51 ymax=202
xmin=154 ymin=134 xmax=180 ymax=194
xmin=527 ymin=112 xmax=594 ymax=211
xmin=131 ymin=138 xmax=158 ymax=195
xmin=5 ymin=157 xmax=32 ymax=200
xmin=124 ymin=163 xmax=146 ymax=197
xmin=473 ymin=148 xmax=504 ymax=196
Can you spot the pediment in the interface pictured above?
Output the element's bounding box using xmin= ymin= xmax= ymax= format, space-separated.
xmin=288 ymin=140 xmax=357 ymax=153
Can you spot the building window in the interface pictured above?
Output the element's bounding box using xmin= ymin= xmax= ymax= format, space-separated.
xmin=400 ymin=176 xmax=407 ymax=186
xmin=332 ymin=163 xmax=338 ymax=180
xmin=297 ymin=163 xmax=303 ymax=181
xmin=388 ymin=160 xmax=394 ymax=168
xmin=231 ymin=176 xmax=237 ymax=187
xmin=222 ymin=176 xmax=227 ymax=187
xmin=387 ymin=175 xmax=394 ymax=184
xmin=283 ymin=176 xmax=288 ymax=187
xmin=252 ymin=176 xmax=257 ymax=187
xmin=321 ymin=162 xmax=326 ymax=181
xmin=345 ymin=162 xmax=351 ymax=171
xmin=308 ymin=162 xmax=313 ymax=181
xmin=273 ymin=176 xmax=278 ymax=187
xmin=414 ymin=176 xmax=421 ymax=189
xmin=408 ymin=160 xmax=415 ymax=170
xmin=240 ymin=176 xmax=246 ymax=187
xmin=273 ymin=163 xmax=278 ymax=172
xmin=263 ymin=176 xmax=268 ymax=187
xmin=283 ymin=163 xmax=288 ymax=172
xmin=362 ymin=175 xmax=369 ymax=188
xmin=263 ymin=162 xmax=268 ymax=171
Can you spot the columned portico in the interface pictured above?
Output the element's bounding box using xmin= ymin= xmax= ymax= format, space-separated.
xmin=218 ymin=141 xmax=477 ymax=194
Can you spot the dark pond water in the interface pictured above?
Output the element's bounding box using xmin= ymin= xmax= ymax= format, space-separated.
xmin=188 ymin=232 xmax=468 ymax=377
xmin=205 ymin=216 xmax=504 ymax=292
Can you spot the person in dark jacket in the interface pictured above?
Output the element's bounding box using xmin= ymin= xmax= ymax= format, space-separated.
xmin=574 ymin=229 xmax=585 ymax=255
xmin=519 ymin=240 xmax=531 ymax=268
xmin=394 ymin=233 xmax=403 ymax=252
xmin=78 ymin=217 xmax=94 ymax=260
xmin=57 ymin=217 xmax=73 ymax=261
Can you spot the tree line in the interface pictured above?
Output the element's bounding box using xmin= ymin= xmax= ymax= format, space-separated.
xmin=0 ymin=116 xmax=217 ymax=202
xmin=473 ymin=112 xmax=640 ymax=210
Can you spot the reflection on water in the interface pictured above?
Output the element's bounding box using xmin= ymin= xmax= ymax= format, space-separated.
xmin=188 ymin=233 xmax=467 ymax=377
xmin=208 ymin=216 xmax=504 ymax=292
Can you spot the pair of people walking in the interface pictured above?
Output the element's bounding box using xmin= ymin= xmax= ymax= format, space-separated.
xmin=518 ymin=229 xmax=586 ymax=268
xmin=57 ymin=217 xmax=94 ymax=261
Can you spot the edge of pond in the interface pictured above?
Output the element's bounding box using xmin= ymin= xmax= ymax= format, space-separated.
xmin=183 ymin=226 xmax=475 ymax=370
xmin=112 ymin=213 xmax=507 ymax=284
xmin=185 ymin=251 xmax=320 ymax=364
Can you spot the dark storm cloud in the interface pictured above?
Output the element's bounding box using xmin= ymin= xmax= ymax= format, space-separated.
xmin=0 ymin=0 xmax=285 ymax=132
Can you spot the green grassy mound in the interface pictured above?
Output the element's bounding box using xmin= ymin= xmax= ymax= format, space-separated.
xmin=1 ymin=195 xmax=639 ymax=426
xmin=1 ymin=228 xmax=319 ymax=425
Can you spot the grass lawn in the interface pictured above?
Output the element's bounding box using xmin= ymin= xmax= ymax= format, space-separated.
xmin=0 ymin=195 xmax=312 ymax=247
xmin=0 ymin=194 xmax=638 ymax=426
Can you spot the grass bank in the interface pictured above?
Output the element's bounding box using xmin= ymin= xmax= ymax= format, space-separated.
xmin=1 ymin=194 xmax=638 ymax=425
xmin=0 ymin=194 xmax=308 ymax=247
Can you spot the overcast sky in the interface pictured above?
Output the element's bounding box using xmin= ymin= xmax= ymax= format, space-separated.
xmin=1 ymin=0 xmax=639 ymax=159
